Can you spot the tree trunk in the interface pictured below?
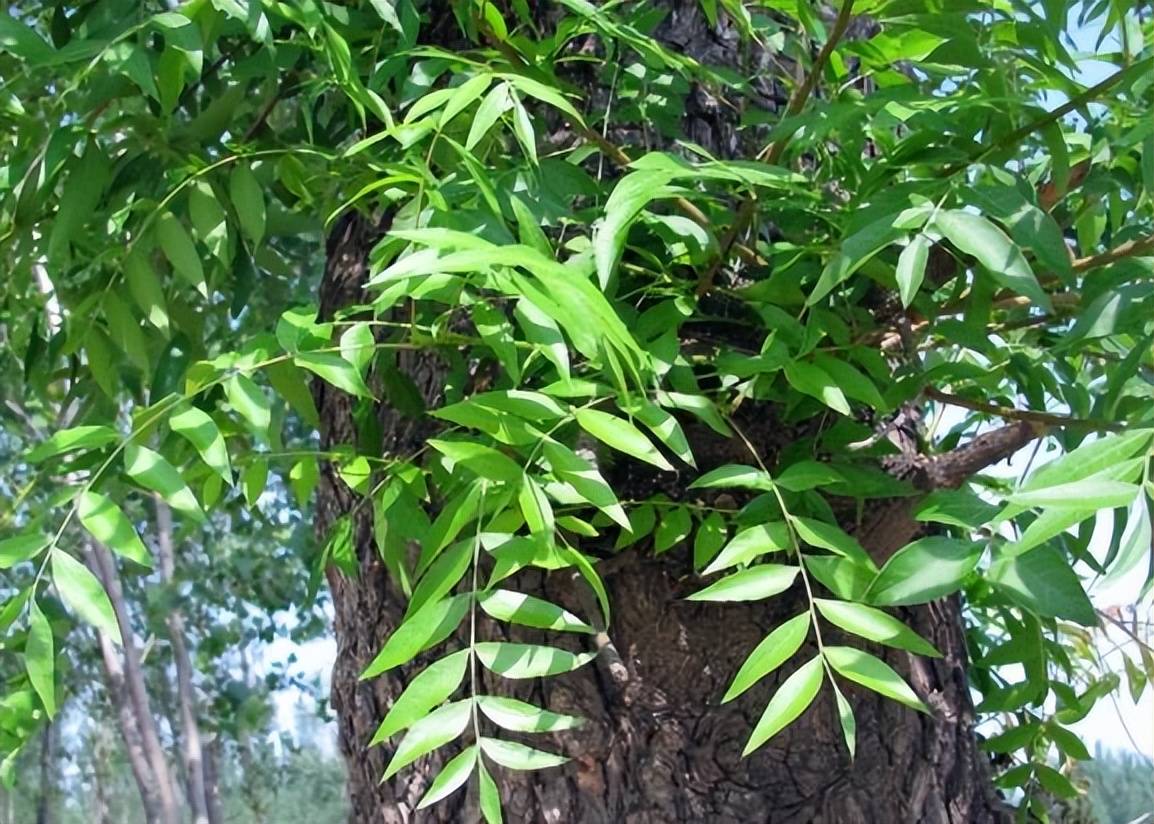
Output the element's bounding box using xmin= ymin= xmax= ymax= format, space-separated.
xmin=314 ymin=5 xmax=1013 ymax=822
xmin=34 ymin=722 xmax=56 ymax=824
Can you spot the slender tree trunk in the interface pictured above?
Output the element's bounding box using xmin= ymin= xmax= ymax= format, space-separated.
xmin=315 ymin=5 xmax=1016 ymax=822
xmin=91 ymin=720 xmax=116 ymax=824
xmin=155 ymin=498 xmax=210 ymax=824
xmin=202 ymin=736 xmax=225 ymax=824
xmin=87 ymin=542 xmax=182 ymax=824
xmin=34 ymin=722 xmax=56 ymax=824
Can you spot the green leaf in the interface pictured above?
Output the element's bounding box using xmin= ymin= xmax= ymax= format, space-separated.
xmin=784 ymin=362 xmax=851 ymax=415
xmin=170 ymin=404 xmax=231 ymax=482
xmin=595 ymin=169 xmax=675 ymax=289
xmin=542 ymin=441 xmax=629 ymax=529
xmin=361 ymin=595 xmax=470 ymax=678
xmin=743 ymin=655 xmax=824 ymax=755
xmin=0 ymin=534 xmax=50 ymax=569
xmin=654 ymin=506 xmax=692 ymax=553
xmin=832 ymin=682 xmax=856 ymax=759
xmin=479 ymin=589 xmax=594 ymax=634
xmin=123 ymin=444 xmax=205 ymax=523
xmin=1020 ymin=430 xmax=1151 ymax=494
xmin=913 ymin=488 xmax=999 ymax=530
xmin=517 ymin=474 xmax=554 ymax=535
xmin=808 ymin=214 xmax=904 ymax=305
xmin=27 ymin=426 xmax=119 ymax=463
xmin=295 ymin=352 xmax=373 ymax=398
xmin=77 ymin=490 xmax=155 ymax=566
xmin=689 ymin=464 xmax=774 ymax=491
xmin=790 ymin=517 xmax=875 ymax=569
xmin=895 ymin=234 xmax=930 ymax=308
xmin=124 ymin=250 xmax=170 ymax=335
xmin=988 ymin=545 xmax=1096 ymax=625
xmin=476 ymin=696 xmax=583 ymax=733
xmin=26 ymin=600 xmax=55 ymax=717
xmin=474 ymin=642 xmax=597 ymax=679
xmin=931 ymin=210 xmax=1051 ymax=311
xmin=687 ymin=564 xmax=799 ymax=602
xmin=693 ymin=512 xmax=727 ymax=569
xmin=1008 ymin=478 xmax=1139 ymax=510
xmin=509 ymin=91 xmax=537 ymax=164
xmin=157 ymin=213 xmax=207 ymax=297
xmin=824 ymin=646 xmax=927 ymax=712
xmin=417 ymin=745 xmax=477 ymax=808
xmin=774 ymin=461 xmax=845 ymax=492
xmin=628 ymin=402 xmax=695 ymax=468
xmin=814 ymin=599 xmax=940 ymax=657
xmin=514 ymin=298 xmax=569 ymax=379
xmin=480 ymin=738 xmax=567 ymax=771
xmin=574 ymin=408 xmax=673 ymax=471
xmin=1103 ymin=494 xmax=1151 ymax=585
xmin=51 ymin=550 xmax=120 ymax=644
xmin=229 ymin=164 xmax=265 ymax=246
xmin=466 ymin=82 xmax=511 ymax=150
xmin=370 ymin=650 xmax=470 ymax=744
xmin=225 ymin=374 xmax=272 ymax=436
xmin=703 ymin=522 xmax=790 ymax=574
xmin=440 ymin=74 xmax=492 ymax=127
xmin=478 ymin=762 xmax=503 ymax=824
xmin=866 ymin=537 xmax=981 ymax=606
xmin=723 ymin=612 xmax=811 ymax=703
xmin=430 ymin=439 xmax=522 ymax=484
xmin=382 ymin=699 xmax=472 ymax=780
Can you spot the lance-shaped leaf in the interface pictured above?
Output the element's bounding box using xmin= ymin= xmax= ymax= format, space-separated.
xmin=784 ymin=361 xmax=851 ymax=415
xmin=27 ymin=425 xmax=119 ymax=463
xmin=814 ymin=599 xmax=940 ymax=657
xmin=790 ymin=517 xmax=875 ymax=569
xmin=574 ymin=408 xmax=673 ymax=471
xmin=123 ymin=444 xmax=205 ymax=524
xmin=27 ymin=600 xmax=56 ymax=716
xmin=866 ymin=537 xmax=983 ymax=606
xmin=704 ymin=522 xmax=791 ymax=575
xmin=743 ymin=654 xmax=824 ymax=755
xmin=988 ymin=545 xmax=1096 ymax=626
xmin=382 ymin=699 xmax=473 ymax=780
xmin=52 ymin=550 xmax=121 ymax=644
xmin=931 ymin=210 xmax=1051 ymax=311
xmin=480 ymin=738 xmax=567 ymax=771
xmin=476 ymin=696 xmax=584 ymax=733
xmin=362 ymin=595 xmax=470 ymax=679
xmin=225 ymin=374 xmax=271 ymax=436
xmin=689 ymin=464 xmax=773 ymax=491
xmin=417 ymin=745 xmax=478 ymax=809
xmin=479 ymin=589 xmax=594 ymax=634
xmin=478 ymin=761 xmax=503 ymax=824
xmin=295 ymin=352 xmax=373 ymax=398
xmin=895 ymin=233 xmax=930 ymax=308
xmin=688 ymin=564 xmax=799 ymax=602
xmin=370 ymin=650 xmax=470 ymax=745
xmin=77 ymin=490 xmax=154 ymax=567
xmin=824 ymin=646 xmax=928 ymax=713
xmin=169 ymin=404 xmax=232 ymax=482
xmin=832 ymin=681 xmax=856 ymax=759
xmin=474 ymin=642 xmax=597 ymax=679
xmin=0 ymin=534 xmax=50 ymax=569
xmin=723 ymin=612 xmax=811 ymax=703
xmin=429 ymin=439 xmax=522 ymax=484
xmin=541 ymin=441 xmax=629 ymax=529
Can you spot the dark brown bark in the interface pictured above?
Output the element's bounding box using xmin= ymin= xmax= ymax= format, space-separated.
xmin=314 ymin=5 xmax=1013 ymax=822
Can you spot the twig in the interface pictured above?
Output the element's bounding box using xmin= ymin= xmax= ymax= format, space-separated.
xmin=924 ymin=386 xmax=1122 ymax=432
xmin=1072 ymin=233 xmax=1154 ymax=272
xmin=696 ymin=0 xmax=856 ymax=296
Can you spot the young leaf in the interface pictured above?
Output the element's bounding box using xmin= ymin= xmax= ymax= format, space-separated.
xmin=866 ymin=537 xmax=982 ymax=606
xmin=704 ymin=522 xmax=790 ymax=575
xmin=688 ymin=564 xmax=799 ymax=602
xmin=832 ymin=681 xmax=856 ymax=759
xmin=361 ymin=595 xmax=470 ymax=679
xmin=382 ymin=699 xmax=473 ymax=780
xmin=824 ymin=646 xmax=927 ymax=713
xmin=723 ymin=612 xmax=811 ymax=703
xmin=370 ymin=650 xmax=470 ymax=744
xmin=574 ymin=408 xmax=673 ymax=471
xmin=813 ymin=599 xmax=940 ymax=657
xmin=77 ymin=491 xmax=154 ymax=567
xmin=480 ymin=738 xmax=567 ymax=771
xmin=26 ymin=600 xmax=55 ymax=716
xmin=474 ymin=642 xmax=597 ymax=679
xmin=123 ymin=444 xmax=205 ymax=524
xmin=417 ymin=745 xmax=477 ymax=808
xmin=478 ymin=589 xmax=594 ymax=634
xmin=51 ymin=550 xmax=121 ymax=644
xmin=476 ymin=696 xmax=583 ymax=733
xmin=743 ymin=654 xmax=824 ymax=755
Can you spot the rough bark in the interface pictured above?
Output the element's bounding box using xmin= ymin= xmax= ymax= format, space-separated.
xmin=34 ymin=722 xmax=56 ymax=824
xmin=314 ymin=4 xmax=1015 ymax=822
xmin=155 ymin=498 xmax=210 ymax=824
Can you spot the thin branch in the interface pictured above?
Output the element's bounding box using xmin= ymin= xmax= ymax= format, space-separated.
xmin=1072 ymin=233 xmax=1154 ymax=272
xmin=925 ymin=386 xmax=1122 ymax=431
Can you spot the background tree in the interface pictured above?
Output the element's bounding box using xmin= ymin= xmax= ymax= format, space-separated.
xmin=1 ymin=1 xmax=1152 ymax=823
